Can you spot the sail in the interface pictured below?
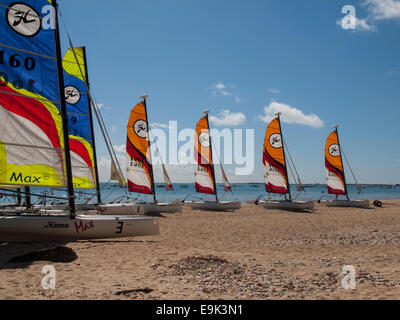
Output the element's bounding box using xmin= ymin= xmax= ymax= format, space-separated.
xmin=62 ymin=47 xmax=97 ymax=189
xmin=194 ymin=116 xmax=216 ymax=195
xmin=325 ymin=131 xmax=346 ymax=195
xmin=110 ymin=160 xmax=125 ymax=186
xmin=262 ymin=118 xmax=288 ymax=194
xmin=162 ymin=164 xmax=173 ymax=191
xmin=0 ymin=0 xmax=68 ymax=188
xmin=126 ymin=101 xmax=154 ymax=194
xmin=220 ymin=164 xmax=232 ymax=192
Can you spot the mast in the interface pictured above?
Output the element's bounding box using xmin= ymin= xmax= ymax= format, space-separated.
xmin=276 ymin=113 xmax=292 ymax=202
xmin=81 ymin=47 xmax=102 ymax=204
xmin=54 ymin=0 xmax=76 ymax=216
xmin=334 ymin=125 xmax=349 ymax=200
xmin=204 ymin=111 xmax=219 ymax=202
xmin=142 ymin=96 xmax=157 ymax=204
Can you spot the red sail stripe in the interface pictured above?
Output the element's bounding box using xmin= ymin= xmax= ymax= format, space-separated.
xmin=195 ymin=182 xmax=215 ymax=195
xmin=70 ymin=138 xmax=94 ymax=180
xmin=126 ymin=137 xmax=151 ymax=179
xmin=128 ymin=180 xmax=152 ymax=194
xmin=195 ymin=150 xmax=213 ymax=180
xmin=267 ymin=184 xmax=288 ymax=194
xmin=0 ymin=86 xmax=61 ymax=150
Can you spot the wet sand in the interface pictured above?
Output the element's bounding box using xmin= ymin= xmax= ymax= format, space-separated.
xmin=0 ymin=199 xmax=400 ymax=300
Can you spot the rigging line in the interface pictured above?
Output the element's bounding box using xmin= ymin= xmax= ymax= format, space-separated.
xmin=283 ymin=139 xmax=305 ymax=192
xmin=58 ymin=9 xmax=128 ymax=194
xmin=341 ymin=147 xmax=362 ymax=194
xmin=211 ymin=140 xmax=234 ymax=194
xmin=148 ymin=128 xmax=175 ymax=194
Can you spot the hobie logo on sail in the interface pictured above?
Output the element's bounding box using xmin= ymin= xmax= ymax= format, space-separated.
xmin=134 ymin=120 xmax=148 ymax=138
xmin=199 ymin=132 xmax=210 ymax=148
xmin=6 ymin=3 xmax=41 ymax=37
xmin=269 ymin=133 xmax=282 ymax=149
xmin=329 ymin=144 xmax=341 ymax=157
xmin=64 ymin=85 xmax=81 ymax=105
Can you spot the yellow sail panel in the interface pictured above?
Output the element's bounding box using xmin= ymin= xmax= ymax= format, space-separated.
xmin=126 ymin=102 xmax=153 ymax=194
xmin=262 ymin=118 xmax=288 ymax=194
xmin=194 ymin=116 xmax=215 ymax=195
xmin=62 ymin=47 xmax=86 ymax=81
xmin=325 ymin=131 xmax=346 ymax=195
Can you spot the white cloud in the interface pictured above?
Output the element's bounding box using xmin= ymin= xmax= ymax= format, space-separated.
xmin=268 ymin=88 xmax=281 ymax=94
xmin=113 ymin=144 xmax=126 ymax=154
xmin=386 ymin=69 xmax=399 ymax=75
xmin=336 ymin=16 xmax=376 ymax=31
xmin=339 ymin=0 xmax=400 ymax=32
xmin=258 ymin=101 xmax=324 ymax=129
xmin=363 ymin=0 xmax=400 ymax=21
xmin=209 ymin=109 xmax=246 ymax=127
xmin=211 ymin=82 xmax=240 ymax=103
xmin=151 ymin=122 xmax=169 ymax=129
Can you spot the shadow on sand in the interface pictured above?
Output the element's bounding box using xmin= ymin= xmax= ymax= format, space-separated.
xmin=0 ymin=242 xmax=76 ymax=270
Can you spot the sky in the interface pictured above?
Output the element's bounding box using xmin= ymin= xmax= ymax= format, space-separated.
xmin=58 ymin=0 xmax=400 ymax=184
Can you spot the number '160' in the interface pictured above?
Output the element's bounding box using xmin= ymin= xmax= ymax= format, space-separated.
xmin=0 ymin=51 xmax=36 ymax=90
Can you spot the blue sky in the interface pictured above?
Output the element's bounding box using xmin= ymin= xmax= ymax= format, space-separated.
xmin=58 ymin=0 xmax=400 ymax=184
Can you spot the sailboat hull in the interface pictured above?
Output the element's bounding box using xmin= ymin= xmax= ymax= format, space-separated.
xmin=185 ymin=201 xmax=241 ymax=211
xmin=98 ymin=203 xmax=142 ymax=215
xmin=261 ymin=200 xmax=315 ymax=212
xmin=322 ymin=199 xmax=370 ymax=208
xmin=0 ymin=214 xmax=159 ymax=242
xmin=141 ymin=202 xmax=183 ymax=214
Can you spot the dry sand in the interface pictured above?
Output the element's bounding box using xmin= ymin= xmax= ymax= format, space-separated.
xmin=0 ymin=199 xmax=400 ymax=300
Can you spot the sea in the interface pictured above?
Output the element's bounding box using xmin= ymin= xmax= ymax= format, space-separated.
xmin=1 ymin=183 xmax=399 ymax=205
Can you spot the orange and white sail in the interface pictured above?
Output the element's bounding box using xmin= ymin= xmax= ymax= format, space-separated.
xmin=325 ymin=130 xmax=347 ymax=195
xmin=262 ymin=118 xmax=289 ymax=194
xmin=126 ymin=101 xmax=154 ymax=195
xmin=194 ymin=115 xmax=216 ymax=195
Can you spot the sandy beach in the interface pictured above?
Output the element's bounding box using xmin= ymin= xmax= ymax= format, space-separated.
xmin=0 ymin=199 xmax=399 ymax=300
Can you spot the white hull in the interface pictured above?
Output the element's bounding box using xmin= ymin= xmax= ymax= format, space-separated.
xmin=261 ymin=200 xmax=315 ymax=212
xmin=33 ymin=203 xmax=97 ymax=211
xmin=185 ymin=201 xmax=241 ymax=211
xmin=322 ymin=199 xmax=370 ymax=208
xmin=98 ymin=203 xmax=142 ymax=215
xmin=141 ymin=202 xmax=183 ymax=214
xmin=0 ymin=214 xmax=160 ymax=242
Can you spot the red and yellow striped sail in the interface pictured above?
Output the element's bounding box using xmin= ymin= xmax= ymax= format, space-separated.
xmin=263 ymin=118 xmax=288 ymax=194
xmin=126 ymin=102 xmax=153 ymax=195
xmin=62 ymin=47 xmax=96 ymax=189
xmin=0 ymin=0 xmax=67 ymax=188
xmin=325 ymin=131 xmax=346 ymax=195
xmin=194 ymin=116 xmax=215 ymax=195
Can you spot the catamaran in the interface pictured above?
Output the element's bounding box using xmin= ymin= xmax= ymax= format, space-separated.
xmin=322 ymin=126 xmax=370 ymax=208
xmin=260 ymin=113 xmax=314 ymax=211
xmin=124 ymin=96 xmax=183 ymax=215
xmin=0 ymin=0 xmax=159 ymax=241
xmin=185 ymin=111 xmax=241 ymax=211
